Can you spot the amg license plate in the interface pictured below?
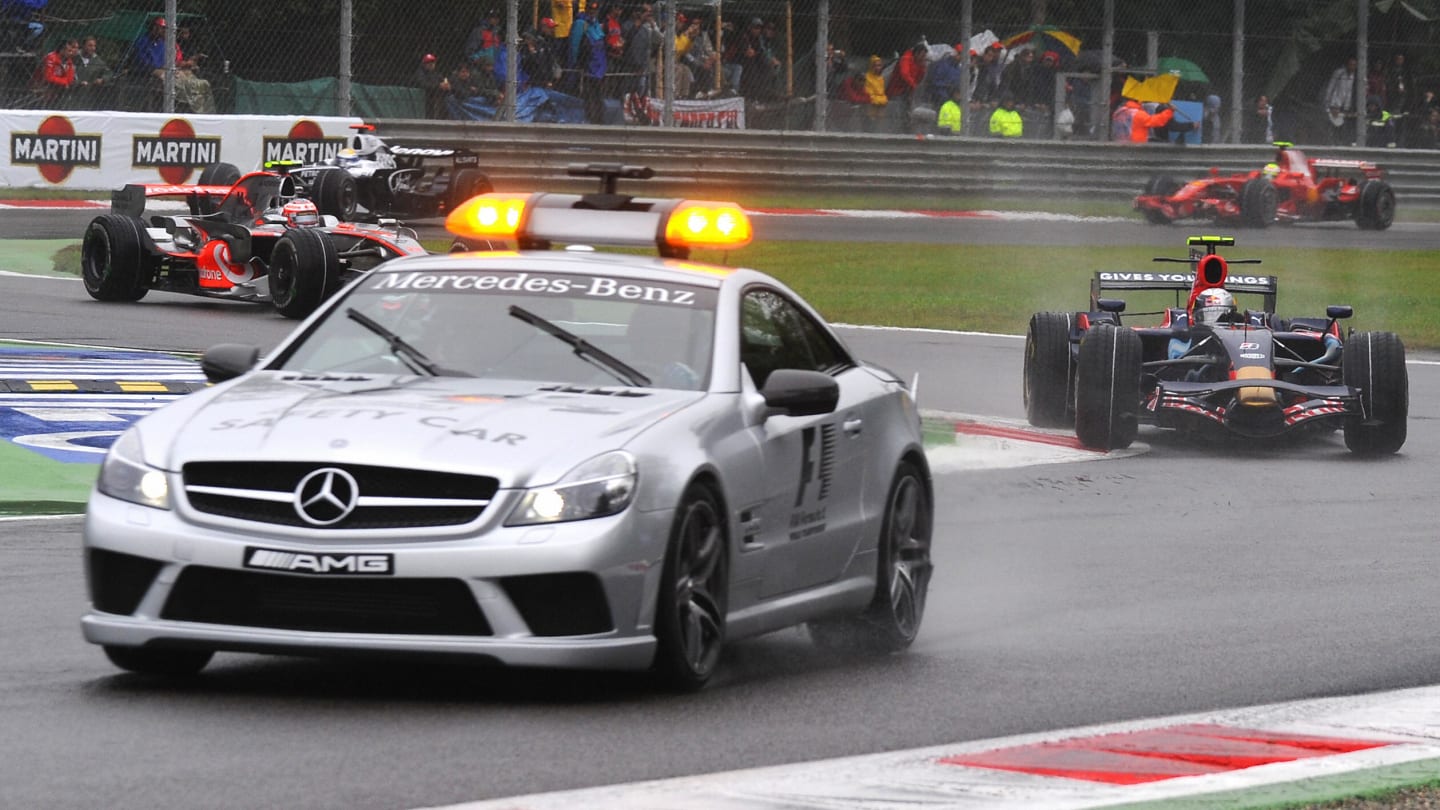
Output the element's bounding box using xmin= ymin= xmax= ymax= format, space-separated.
xmin=243 ymin=546 xmax=394 ymax=576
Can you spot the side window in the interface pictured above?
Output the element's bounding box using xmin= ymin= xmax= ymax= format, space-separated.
xmin=740 ymin=289 xmax=850 ymax=387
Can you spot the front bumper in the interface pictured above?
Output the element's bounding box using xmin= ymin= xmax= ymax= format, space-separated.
xmin=81 ymin=490 xmax=672 ymax=672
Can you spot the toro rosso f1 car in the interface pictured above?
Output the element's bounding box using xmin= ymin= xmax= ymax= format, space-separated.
xmin=81 ymin=169 xmax=427 ymax=319
xmin=1023 ymin=236 xmax=1408 ymax=454
xmin=1134 ymin=143 xmax=1396 ymax=230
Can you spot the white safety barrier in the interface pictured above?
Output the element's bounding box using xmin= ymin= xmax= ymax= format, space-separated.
xmin=2 ymin=110 xmax=362 ymax=189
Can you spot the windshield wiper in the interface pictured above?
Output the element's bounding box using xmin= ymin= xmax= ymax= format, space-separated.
xmin=509 ymin=305 xmax=651 ymax=387
xmin=346 ymin=307 xmax=444 ymax=376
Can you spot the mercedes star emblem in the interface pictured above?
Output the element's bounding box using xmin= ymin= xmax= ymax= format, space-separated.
xmin=293 ymin=467 xmax=360 ymax=526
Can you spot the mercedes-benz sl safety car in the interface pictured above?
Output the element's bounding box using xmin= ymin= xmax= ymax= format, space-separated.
xmin=81 ymin=165 xmax=935 ymax=690
xmin=1134 ymin=143 xmax=1396 ymax=230
xmin=1023 ymin=236 xmax=1407 ymax=454
xmin=81 ymin=168 xmax=428 ymax=319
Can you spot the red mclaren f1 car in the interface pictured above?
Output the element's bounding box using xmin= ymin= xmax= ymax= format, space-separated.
xmin=1023 ymin=236 xmax=1408 ymax=454
xmin=1134 ymin=143 xmax=1396 ymax=230
xmin=80 ymin=168 xmax=427 ymax=318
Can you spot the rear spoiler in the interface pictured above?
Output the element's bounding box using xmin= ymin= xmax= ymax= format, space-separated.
xmin=1091 ymin=271 xmax=1278 ymax=312
xmin=111 ymin=183 xmax=231 ymax=217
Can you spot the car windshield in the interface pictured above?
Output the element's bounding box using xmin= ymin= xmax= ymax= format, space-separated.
xmin=277 ymin=267 xmax=717 ymax=390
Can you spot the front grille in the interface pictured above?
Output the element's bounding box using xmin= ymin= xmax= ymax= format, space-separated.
xmin=182 ymin=461 xmax=499 ymax=529
xmin=87 ymin=548 xmax=164 ymax=615
xmin=500 ymin=572 xmax=614 ymax=636
xmin=162 ymin=566 xmax=492 ymax=636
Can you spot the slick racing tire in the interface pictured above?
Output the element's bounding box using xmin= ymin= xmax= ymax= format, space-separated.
xmin=312 ymin=168 xmax=359 ymax=221
xmin=1140 ymin=174 xmax=1180 ymax=225
xmin=104 ymin=645 xmax=213 ymax=676
xmin=652 ymin=483 xmax=728 ymax=692
xmin=809 ymin=460 xmax=932 ymax=656
xmin=81 ymin=214 xmax=150 ymax=302
xmin=269 ymin=228 xmax=341 ymax=320
xmin=1074 ymin=323 xmax=1143 ymax=451
xmin=1240 ymin=176 xmax=1278 ymax=228
xmin=447 ymin=168 xmax=493 ymax=214
xmin=1355 ymin=179 xmax=1396 ymax=231
xmin=1024 ymin=312 xmax=1076 ymax=427
xmin=1342 ymin=331 xmax=1408 ymax=455
xmin=192 ymin=162 xmax=242 ymax=215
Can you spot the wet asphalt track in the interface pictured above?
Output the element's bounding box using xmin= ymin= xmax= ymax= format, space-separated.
xmin=2 ymin=215 xmax=1439 ymax=810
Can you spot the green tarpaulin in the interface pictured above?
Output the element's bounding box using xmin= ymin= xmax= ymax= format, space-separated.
xmin=232 ymin=76 xmax=423 ymax=119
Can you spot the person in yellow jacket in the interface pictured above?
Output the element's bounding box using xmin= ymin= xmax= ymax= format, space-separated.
xmin=989 ymin=93 xmax=1022 ymax=137
xmin=937 ymin=85 xmax=964 ymax=134
xmin=550 ymin=0 xmax=575 ymax=38
xmin=864 ymin=55 xmax=888 ymax=119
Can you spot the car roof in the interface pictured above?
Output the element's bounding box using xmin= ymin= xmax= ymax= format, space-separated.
xmin=367 ymin=249 xmax=741 ymax=290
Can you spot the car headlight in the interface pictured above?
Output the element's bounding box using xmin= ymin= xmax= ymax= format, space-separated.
xmin=506 ymin=451 xmax=636 ymax=526
xmin=96 ymin=429 xmax=171 ymax=510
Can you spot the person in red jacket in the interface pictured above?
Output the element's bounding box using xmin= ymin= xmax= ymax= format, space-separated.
xmin=33 ymin=37 xmax=78 ymax=107
xmin=886 ymin=42 xmax=927 ymax=105
xmin=1114 ymin=98 xmax=1174 ymax=143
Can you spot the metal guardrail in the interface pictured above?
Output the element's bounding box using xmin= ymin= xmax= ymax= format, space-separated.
xmin=374 ymin=119 xmax=1440 ymax=208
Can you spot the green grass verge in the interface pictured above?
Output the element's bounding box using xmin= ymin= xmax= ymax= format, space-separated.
xmin=1106 ymin=760 xmax=1440 ymax=809
xmin=0 ymin=438 xmax=95 ymax=515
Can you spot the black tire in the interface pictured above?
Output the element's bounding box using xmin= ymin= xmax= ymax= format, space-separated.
xmin=809 ymin=460 xmax=932 ymax=655
xmin=80 ymin=214 xmax=150 ymax=302
xmin=1024 ymin=312 xmax=1075 ymax=427
xmin=269 ymin=228 xmax=341 ymax=320
xmin=312 ymin=168 xmax=359 ymax=221
xmin=1140 ymin=175 xmax=1180 ymax=225
xmin=104 ymin=645 xmax=213 ymax=676
xmin=1355 ymin=179 xmax=1396 ymax=231
xmin=447 ymin=168 xmax=493 ymax=214
xmin=1342 ymin=331 xmax=1408 ymax=455
xmin=651 ymin=483 xmax=728 ymax=691
xmin=1074 ymin=323 xmax=1144 ymax=450
xmin=1240 ymin=177 xmax=1278 ymax=228
xmin=192 ymin=162 xmax=242 ymax=215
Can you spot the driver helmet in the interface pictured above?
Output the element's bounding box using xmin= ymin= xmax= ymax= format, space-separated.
xmin=337 ymin=147 xmax=362 ymax=167
xmin=1193 ymin=288 xmax=1237 ymax=326
xmin=281 ymin=198 xmax=320 ymax=229
xmin=1262 ymin=162 xmax=1280 ymax=179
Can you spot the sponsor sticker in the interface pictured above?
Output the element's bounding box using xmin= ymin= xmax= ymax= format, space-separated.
xmin=366 ymin=270 xmax=716 ymax=308
xmin=244 ymin=546 xmax=394 ymax=576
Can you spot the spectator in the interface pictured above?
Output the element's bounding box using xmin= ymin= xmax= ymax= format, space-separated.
xmin=1384 ymin=53 xmax=1412 ymax=145
xmin=127 ymin=16 xmax=169 ymax=79
xmin=728 ymin=17 xmax=778 ymax=100
xmin=921 ymin=44 xmax=964 ymax=110
xmin=1148 ymin=101 xmax=1196 ymax=144
xmin=1411 ymin=105 xmax=1440 ymax=149
xmin=72 ymin=34 xmax=109 ymax=109
xmin=520 ymin=24 xmax=560 ymax=90
xmin=1030 ymin=50 xmax=1060 ymax=111
xmin=971 ymin=42 xmax=1004 ymax=108
xmin=822 ymin=42 xmax=847 ymax=100
xmin=999 ymin=46 xmax=1036 ymax=109
xmin=567 ymin=2 xmax=607 ymax=121
xmin=1111 ymin=97 xmax=1139 ymax=141
xmin=412 ymin=53 xmax=451 ymax=119
xmin=173 ymin=24 xmax=214 ymax=114
xmin=1203 ymin=94 xmax=1223 ymax=143
xmin=1323 ymin=56 xmax=1358 ymax=145
xmin=989 ymin=93 xmax=1022 ymax=137
xmin=33 ymin=36 xmax=77 ymax=107
xmin=678 ymin=17 xmax=720 ymax=97
xmin=1243 ymin=94 xmax=1273 ymax=144
xmin=447 ymin=59 xmax=482 ymax=103
xmin=2 ymin=0 xmax=46 ymax=54
xmin=1365 ymin=94 xmax=1395 ymax=147
xmin=1365 ymin=57 xmax=1384 ymax=105
xmin=618 ymin=3 xmax=659 ymax=97
xmin=862 ymin=54 xmax=887 ymax=118
xmin=886 ymin=41 xmax=927 ymax=108
xmin=1133 ymin=101 xmax=1176 ymax=143
xmin=465 ymin=8 xmax=503 ymax=65
xmin=936 ymin=83 xmax=963 ymax=135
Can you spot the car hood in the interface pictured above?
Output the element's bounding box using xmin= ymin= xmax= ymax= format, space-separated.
xmin=146 ymin=372 xmax=703 ymax=488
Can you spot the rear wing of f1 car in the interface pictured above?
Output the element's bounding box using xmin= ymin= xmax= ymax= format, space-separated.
xmin=1091 ymin=234 xmax=1277 ymax=312
xmin=110 ymin=183 xmax=233 ymax=218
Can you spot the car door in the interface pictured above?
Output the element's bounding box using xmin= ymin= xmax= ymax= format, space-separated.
xmin=741 ymin=287 xmax=872 ymax=598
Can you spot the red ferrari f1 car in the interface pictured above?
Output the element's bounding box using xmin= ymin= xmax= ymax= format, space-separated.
xmin=1134 ymin=143 xmax=1396 ymax=230
xmin=80 ymin=168 xmax=428 ymax=319
xmin=1023 ymin=236 xmax=1408 ymax=454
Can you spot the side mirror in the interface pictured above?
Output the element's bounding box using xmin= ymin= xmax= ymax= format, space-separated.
xmin=1326 ymin=305 xmax=1353 ymax=320
xmin=760 ymin=369 xmax=839 ymax=417
xmin=1096 ymin=298 xmax=1126 ymax=313
xmin=201 ymin=343 xmax=260 ymax=383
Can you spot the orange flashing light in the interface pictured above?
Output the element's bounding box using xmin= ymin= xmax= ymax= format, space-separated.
xmin=664 ymin=201 xmax=752 ymax=250
xmin=446 ymin=193 xmax=530 ymax=240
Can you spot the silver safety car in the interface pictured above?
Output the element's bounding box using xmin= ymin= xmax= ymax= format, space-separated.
xmin=81 ymin=165 xmax=934 ymax=690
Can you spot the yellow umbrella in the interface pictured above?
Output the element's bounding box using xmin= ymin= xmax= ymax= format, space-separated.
xmin=1122 ymin=74 xmax=1180 ymax=104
